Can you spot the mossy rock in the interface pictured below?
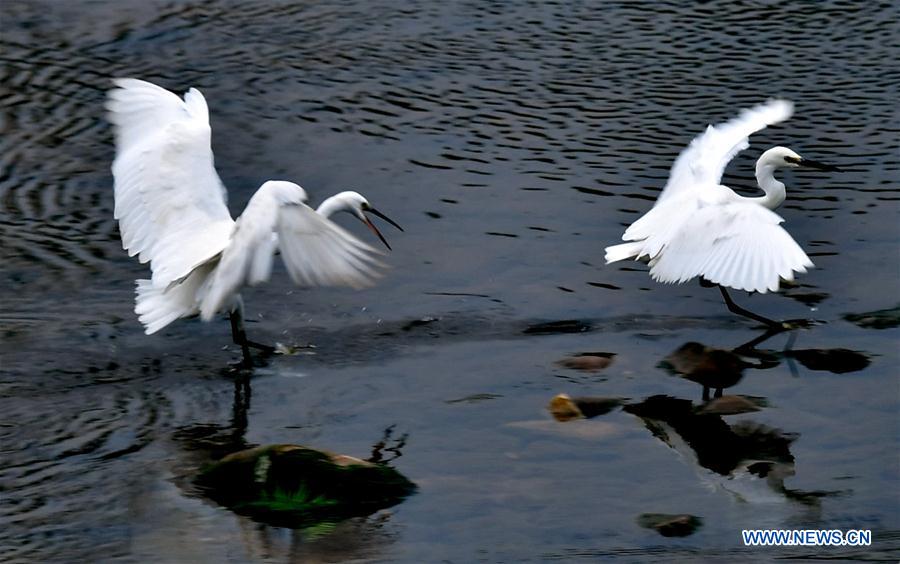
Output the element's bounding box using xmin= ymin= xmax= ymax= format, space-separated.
xmin=196 ymin=444 xmax=416 ymax=528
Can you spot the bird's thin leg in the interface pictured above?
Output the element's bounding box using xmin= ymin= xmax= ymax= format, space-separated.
xmin=229 ymin=299 xmax=254 ymax=367
xmin=783 ymin=330 xmax=801 ymax=378
xmin=718 ymin=286 xmax=782 ymax=329
xmin=733 ymin=327 xmax=782 ymax=354
xmin=229 ymin=297 xmax=275 ymax=366
xmin=231 ymin=371 xmax=251 ymax=446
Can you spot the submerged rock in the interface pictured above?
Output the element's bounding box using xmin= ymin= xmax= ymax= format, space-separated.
xmin=523 ymin=319 xmax=592 ymax=335
xmin=843 ymin=305 xmax=900 ymax=330
xmin=556 ymin=352 xmax=615 ymax=372
xmin=789 ymin=348 xmax=870 ymax=374
xmin=196 ymin=444 xmax=416 ymax=528
xmin=636 ymin=513 xmax=702 ymax=537
xmin=697 ymin=395 xmax=768 ymax=416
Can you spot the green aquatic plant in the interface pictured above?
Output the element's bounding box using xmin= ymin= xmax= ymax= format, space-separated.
xmin=236 ymin=484 xmax=339 ymax=513
xmin=196 ymin=444 xmax=416 ymax=528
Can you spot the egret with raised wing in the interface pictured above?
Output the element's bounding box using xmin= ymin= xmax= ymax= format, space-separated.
xmin=605 ymin=100 xmax=841 ymax=328
xmin=107 ymin=79 xmax=403 ymax=365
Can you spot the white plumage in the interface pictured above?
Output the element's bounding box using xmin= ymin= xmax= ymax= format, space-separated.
xmin=605 ymin=100 xmax=839 ymax=295
xmin=107 ymin=79 xmax=398 ymax=348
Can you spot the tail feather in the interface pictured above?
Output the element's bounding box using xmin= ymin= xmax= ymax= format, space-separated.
xmin=604 ymin=241 xmax=645 ymax=264
xmin=135 ymin=280 xmax=191 ymax=334
xmin=134 ymin=263 xmax=212 ymax=334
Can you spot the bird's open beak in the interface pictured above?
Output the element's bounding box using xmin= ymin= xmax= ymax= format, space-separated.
xmin=361 ymin=207 xmax=403 ymax=251
xmin=799 ymin=158 xmax=843 ymax=172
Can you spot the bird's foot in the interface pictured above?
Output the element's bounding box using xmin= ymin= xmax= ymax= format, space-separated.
xmin=777 ymin=318 xmax=823 ymax=331
xmin=246 ymin=340 xmax=276 ymax=354
xmin=734 ymin=319 xmax=818 ymax=353
xmin=274 ymin=342 xmax=317 ymax=356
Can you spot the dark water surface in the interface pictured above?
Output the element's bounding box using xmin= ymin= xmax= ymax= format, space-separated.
xmin=2 ymin=0 xmax=899 ymax=561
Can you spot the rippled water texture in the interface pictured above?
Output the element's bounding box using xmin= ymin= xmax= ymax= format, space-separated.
xmin=2 ymin=1 xmax=899 ymax=561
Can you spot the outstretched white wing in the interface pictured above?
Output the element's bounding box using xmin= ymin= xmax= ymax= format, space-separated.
xmin=277 ymin=205 xmax=384 ymax=289
xmin=648 ymin=201 xmax=813 ymax=293
xmin=107 ymin=78 xmax=234 ymax=288
xmin=199 ymin=181 xmax=383 ymax=320
xmin=656 ymin=100 xmax=793 ymax=205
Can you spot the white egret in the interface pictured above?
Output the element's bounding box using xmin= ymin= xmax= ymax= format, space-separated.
xmin=605 ymin=100 xmax=841 ymax=328
xmin=107 ymin=79 xmax=403 ymax=364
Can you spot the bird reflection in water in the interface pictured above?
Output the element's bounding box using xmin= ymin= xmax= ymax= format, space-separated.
xmin=623 ymin=396 xmax=832 ymax=505
xmin=660 ymin=342 xmax=752 ymax=402
xmin=661 ymin=328 xmax=871 ymax=400
xmin=551 ymin=327 xmax=870 ymax=506
xmin=166 ymin=370 xmax=412 ymax=561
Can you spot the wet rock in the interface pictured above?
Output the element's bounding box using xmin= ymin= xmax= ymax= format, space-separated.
xmin=789 ymin=348 xmax=870 ymax=374
xmin=401 ymin=316 xmax=440 ymax=331
xmin=556 ymin=352 xmax=615 ymax=372
xmin=843 ymin=305 xmax=900 ymax=330
xmin=548 ymin=394 xmax=624 ymax=421
xmin=697 ymin=395 xmax=767 ymax=415
xmin=523 ymin=319 xmax=592 ymax=335
xmin=446 ymin=393 xmax=503 ymax=404
xmin=636 ymin=513 xmax=702 ymax=537
xmin=196 ymin=444 xmax=415 ymax=528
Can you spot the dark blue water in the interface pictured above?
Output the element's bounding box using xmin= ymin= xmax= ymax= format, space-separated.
xmin=2 ymin=0 xmax=898 ymax=561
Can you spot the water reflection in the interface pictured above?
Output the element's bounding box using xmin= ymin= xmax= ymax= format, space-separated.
xmin=622 ymin=396 xmax=837 ymax=505
xmin=169 ymin=373 xmax=412 ymax=559
xmin=3 ymin=0 xmax=897 ymax=558
xmin=171 ymin=373 xmax=253 ymax=461
xmin=660 ymin=342 xmax=749 ymax=401
xmin=552 ymin=327 xmax=871 ymax=507
xmin=660 ymin=329 xmax=871 ymax=398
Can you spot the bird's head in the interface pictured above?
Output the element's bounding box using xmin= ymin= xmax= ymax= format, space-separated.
xmin=762 ymin=146 xmax=842 ymax=172
xmin=317 ymin=191 xmax=404 ymax=250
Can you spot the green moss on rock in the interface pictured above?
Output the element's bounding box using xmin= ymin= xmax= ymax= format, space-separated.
xmin=196 ymin=444 xmax=415 ymax=527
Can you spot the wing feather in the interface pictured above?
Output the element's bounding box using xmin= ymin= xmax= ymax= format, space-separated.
xmin=198 ymin=181 xmax=384 ymax=320
xmin=649 ymin=202 xmax=813 ymax=293
xmin=278 ymin=205 xmax=384 ymax=288
xmin=655 ymin=100 xmax=793 ymax=204
xmin=107 ymin=78 xmax=234 ymax=288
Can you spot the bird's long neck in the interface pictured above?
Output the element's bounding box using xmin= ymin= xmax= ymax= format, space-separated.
xmin=316 ymin=195 xmax=346 ymax=218
xmin=754 ymin=161 xmax=786 ymax=210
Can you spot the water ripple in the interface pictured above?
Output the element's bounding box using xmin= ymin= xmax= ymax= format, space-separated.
xmin=1 ymin=1 xmax=898 ymax=561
